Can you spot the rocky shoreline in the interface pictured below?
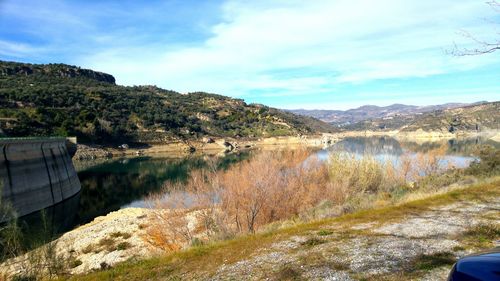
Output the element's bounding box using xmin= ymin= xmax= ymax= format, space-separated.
xmin=72 ymin=130 xmax=500 ymax=161
xmin=72 ymin=134 xmax=340 ymax=161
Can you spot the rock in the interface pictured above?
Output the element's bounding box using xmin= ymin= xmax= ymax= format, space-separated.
xmin=0 ymin=208 xmax=160 ymax=276
xmin=203 ymin=137 xmax=215 ymax=143
xmin=185 ymin=146 xmax=196 ymax=153
xmin=222 ymin=141 xmax=234 ymax=152
xmin=74 ymin=144 xmax=113 ymax=160
xmin=118 ymin=144 xmax=129 ymax=149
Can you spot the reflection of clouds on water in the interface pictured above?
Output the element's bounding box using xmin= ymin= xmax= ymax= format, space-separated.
xmin=317 ymin=137 xmax=481 ymax=170
xmin=329 ymin=137 xmax=404 ymax=156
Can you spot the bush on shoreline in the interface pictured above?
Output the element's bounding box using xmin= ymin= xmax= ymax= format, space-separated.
xmin=145 ymin=145 xmax=488 ymax=251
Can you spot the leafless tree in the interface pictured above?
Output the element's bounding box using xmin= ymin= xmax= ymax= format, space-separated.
xmin=451 ymin=1 xmax=500 ymax=56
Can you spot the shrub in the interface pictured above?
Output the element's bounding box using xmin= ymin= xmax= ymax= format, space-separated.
xmin=98 ymin=237 xmax=117 ymax=252
xmin=145 ymin=147 xmax=471 ymax=252
xmin=110 ymin=232 xmax=131 ymax=239
xmin=81 ymin=244 xmax=94 ymax=254
xmin=116 ymin=242 xmax=132 ymax=251
xmin=467 ymin=145 xmax=500 ymax=177
xmin=69 ymin=259 xmax=83 ymax=268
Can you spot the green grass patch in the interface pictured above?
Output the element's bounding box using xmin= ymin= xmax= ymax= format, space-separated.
xmin=317 ymin=230 xmax=334 ymax=236
xmin=412 ymin=252 xmax=456 ymax=271
xmin=301 ymin=237 xmax=326 ymax=247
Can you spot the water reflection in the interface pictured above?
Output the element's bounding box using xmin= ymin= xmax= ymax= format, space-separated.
xmin=327 ymin=136 xmax=497 ymax=156
xmin=317 ymin=136 xmax=492 ymax=169
xmin=329 ymin=136 xmax=403 ymax=156
xmin=16 ymin=136 xmax=496 ymax=244
xmin=18 ymin=152 xmax=249 ymax=242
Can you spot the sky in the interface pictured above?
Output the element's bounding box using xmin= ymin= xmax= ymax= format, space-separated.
xmin=0 ymin=0 xmax=499 ymax=110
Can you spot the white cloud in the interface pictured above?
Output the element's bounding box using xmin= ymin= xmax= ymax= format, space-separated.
xmin=77 ymin=0 xmax=498 ymax=102
xmin=0 ymin=40 xmax=40 ymax=58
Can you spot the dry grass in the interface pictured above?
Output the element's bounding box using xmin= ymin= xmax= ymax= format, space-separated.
xmin=460 ymin=223 xmax=500 ymax=249
xmin=144 ymin=149 xmax=333 ymax=250
xmin=142 ymin=146 xmax=483 ymax=254
xmin=66 ymin=178 xmax=499 ymax=281
xmin=109 ymin=232 xmax=131 ymax=240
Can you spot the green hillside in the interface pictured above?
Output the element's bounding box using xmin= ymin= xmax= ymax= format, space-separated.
xmin=0 ymin=61 xmax=333 ymax=144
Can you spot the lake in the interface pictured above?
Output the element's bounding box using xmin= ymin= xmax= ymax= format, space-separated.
xmin=16 ymin=136 xmax=498 ymax=246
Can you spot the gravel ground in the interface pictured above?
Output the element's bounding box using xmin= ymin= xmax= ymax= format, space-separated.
xmin=209 ymin=197 xmax=500 ymax=280
xmin=1 ymin=189 xmax=498 ymax=280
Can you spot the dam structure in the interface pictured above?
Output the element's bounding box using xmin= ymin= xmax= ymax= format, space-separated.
xmin=0 ymin=137 xmax=81 ymax=219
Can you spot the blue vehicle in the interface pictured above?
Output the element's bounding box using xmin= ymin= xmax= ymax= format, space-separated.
xmin=448 ymin=248 xmax=500 ymax=281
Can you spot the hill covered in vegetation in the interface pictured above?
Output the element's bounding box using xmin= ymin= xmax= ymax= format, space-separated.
xmin=0 ymin=61 xmax=333 ymax=144
xmin=341 ymin=102 xmax=499 ymax=133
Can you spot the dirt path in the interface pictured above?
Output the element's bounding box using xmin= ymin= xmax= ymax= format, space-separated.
xmin=209 ymin=189 xmax=499 ymax=280
xmin=45 ymin=180 xmax=500 ymax=281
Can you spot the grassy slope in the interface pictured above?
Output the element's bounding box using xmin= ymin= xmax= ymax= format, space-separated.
xmin=0 ymin=60 xmax=333 ymax=144
xmin=68 ymin=178 xmax=500 ymax=281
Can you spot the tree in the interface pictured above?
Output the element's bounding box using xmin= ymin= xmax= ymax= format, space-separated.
xmin=451 ymin=1 xmax=500 ymax=55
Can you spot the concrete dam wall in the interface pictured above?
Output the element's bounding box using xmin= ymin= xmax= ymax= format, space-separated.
xmin=0 ymin=138 xmax=81 ymax=219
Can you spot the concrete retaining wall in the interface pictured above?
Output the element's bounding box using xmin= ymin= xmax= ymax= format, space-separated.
xmin=0 ymin=138 xmax=81 ymax=218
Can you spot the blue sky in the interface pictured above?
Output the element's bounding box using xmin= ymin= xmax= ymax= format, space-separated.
xmin=0 ymin=0 xmax=499 ymax=109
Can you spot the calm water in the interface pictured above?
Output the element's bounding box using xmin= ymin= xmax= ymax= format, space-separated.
xmin=17 ymin=136 xmax=497 ymax=244
xmin=317 ymin=136 xmax=497 ymax=169
xmin=17 ymin=152 xmax=249 ymax=245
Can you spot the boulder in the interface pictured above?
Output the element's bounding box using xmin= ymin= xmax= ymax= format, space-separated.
xmin=118 ymin=144 xmax=129 ymax=149
xmin=203 ymin=137 xmax=215 ymax=143
xmin=222 ymin=141 xmax=234 ymax=152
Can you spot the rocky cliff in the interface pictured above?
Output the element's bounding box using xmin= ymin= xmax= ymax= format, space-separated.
xmin=0 ymin=61 xmax=115 ymax=84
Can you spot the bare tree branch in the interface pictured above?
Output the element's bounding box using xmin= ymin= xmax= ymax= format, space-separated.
xmin=450 ymin=1 xmax=499 ymax=56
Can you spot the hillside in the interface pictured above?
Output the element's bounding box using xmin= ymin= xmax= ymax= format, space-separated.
xmin=0 ymin=61 xmax=333 ymax=144
xmin=290 ymin=102 xmax=480 ymax=125
xmin=342 ymin=102 xmax=499 ymax=133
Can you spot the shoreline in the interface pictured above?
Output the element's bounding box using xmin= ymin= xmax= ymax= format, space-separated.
xmin=73 ymin=130 xmax=500 ymax=161
xmin=73 ymin=134 xmax=339 ymax=160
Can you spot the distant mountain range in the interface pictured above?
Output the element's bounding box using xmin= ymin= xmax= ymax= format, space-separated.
xmin=289 ymin=102 xmax=487 ymax=125
xmin=342 ymin=101 xmax=499 ymax=133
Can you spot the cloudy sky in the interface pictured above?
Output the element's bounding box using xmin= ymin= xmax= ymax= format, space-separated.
xmin=1 ymin=0 xmax=499 ymax=109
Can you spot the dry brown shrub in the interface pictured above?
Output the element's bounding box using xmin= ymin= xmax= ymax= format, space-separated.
xmin=144 ymin=146 xmax=452 ymax=251
xmin=413 ymin=145 xmax=448 ymax=177
xmin=223 ymin=149 xmax=329 ymax=232
xmin=144 ymin=148 xmax=330 ymax=245
xmin=328 ymin=153 xmax=386 ymax=195
xmin=144 ymin=188 xmax=197 ymax=251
